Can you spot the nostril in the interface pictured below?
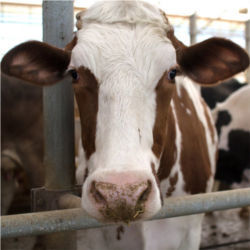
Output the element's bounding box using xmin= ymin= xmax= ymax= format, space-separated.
xmin=138 ymin=180 xmax=152 ymax=203
xmin=90 ymin=181 xmax=107 ymax=204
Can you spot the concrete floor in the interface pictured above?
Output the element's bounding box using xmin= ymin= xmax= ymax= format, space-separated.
xmin=201 ymin=207 xmax=250 ymax=250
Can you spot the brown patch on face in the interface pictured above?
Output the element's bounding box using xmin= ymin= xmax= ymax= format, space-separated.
xmin=152 ymin=72 xmax=176 ymax=159
xmin=166 ymin=172 xmax=178 ymax=197
xmin=157 ymin=106 xmax=177 ymax=182
xmin=73 ymin=67 xmax=99 ymax=159
xmin=174 ymin=87 xmax=212 ymax=194
xmin=201 ymin=98 xmax=215 ymax=144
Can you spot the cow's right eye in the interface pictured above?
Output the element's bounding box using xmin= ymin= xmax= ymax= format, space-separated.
xmin=69 ymin=69 xmax=79 ymax=82
xmin=168 ymin=69 xmax=177 ymax=82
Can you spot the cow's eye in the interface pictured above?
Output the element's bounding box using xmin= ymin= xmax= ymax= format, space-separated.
xmin=69 ymin=69 xmax=79 ymax=82
xmin=168 ymin=69 xmax=177 ymax=82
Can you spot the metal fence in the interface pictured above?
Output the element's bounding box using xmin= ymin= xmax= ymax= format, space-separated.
xmin=1 ymin=1 xmax=250 ymax=250
xmin=2 ymin=188 xmax=250 ymax=238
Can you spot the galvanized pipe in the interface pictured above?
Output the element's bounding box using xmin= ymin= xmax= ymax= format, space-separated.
xmin=2 ymin=188 xmax=250 ymax=238
xmin=41 ymin=2 xmax=75 ymax=250
xmin=189 ymin=13 xmax=197 ymax=45
xmin=43 ymin=0 xmax=75 ymax=190
xmin=245 ymin=20 xmax=250 ymax=83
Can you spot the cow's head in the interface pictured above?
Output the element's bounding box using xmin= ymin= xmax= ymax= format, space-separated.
xmin=1 ymin=1 xmax=249 ymax=223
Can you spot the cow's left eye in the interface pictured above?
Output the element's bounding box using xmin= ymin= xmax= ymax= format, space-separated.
xmin=69 ymin=69 xmax=79 ymax=82
xmin=168 ymin=69 xmax=177 ymax=81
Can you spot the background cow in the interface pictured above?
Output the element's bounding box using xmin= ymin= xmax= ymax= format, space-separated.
xmin=212 ymin=85 xmax=250 ymax=187
xmin=201 ymin=79 xmax=250 ymax=190
xmin=201 ymin=78 xmax=247 ymax=109
xmin=1 ymin=73 xmax=82 ymax=215
xmin=1 ymin=73 xmax=44 ymax=215
xmin=1 ymin=1 xmax=249 ymax=249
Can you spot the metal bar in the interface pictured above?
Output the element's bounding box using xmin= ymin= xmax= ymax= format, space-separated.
xmin=43 ymin=0 xmax=75 ymax=190
xmin=200 ymin=239 xmax=250 ymax=250
xmin=189 ymin=13 xmax=197 ymax=45
xmin=41 ymin=1 xmax=75 ymax=250
xmin=245 ymin=20 xmax=250 ymax=83
xmin=2 ymin=188 xmax=250 ymax=238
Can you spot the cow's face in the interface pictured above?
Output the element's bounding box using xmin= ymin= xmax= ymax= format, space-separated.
xmin=1 ymin=1 xmax=249 ymax=223
xmin=70 ymin=2 xmax=178 ymax=221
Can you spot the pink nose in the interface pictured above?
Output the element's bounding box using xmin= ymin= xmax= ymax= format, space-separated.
xmin=90 ymin=179 xmax=152 ymax=222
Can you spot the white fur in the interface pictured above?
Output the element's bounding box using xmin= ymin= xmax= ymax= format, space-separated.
xmin=142 ymin=214 xmax=204 ymax=250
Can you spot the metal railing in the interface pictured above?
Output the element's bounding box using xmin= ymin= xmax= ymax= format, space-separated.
xmin=2 ymin=188 xmax=250 ymax=238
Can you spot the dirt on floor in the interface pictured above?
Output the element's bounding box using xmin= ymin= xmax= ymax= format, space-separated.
xmin=201 ymin=207 xmax=250 ymax=250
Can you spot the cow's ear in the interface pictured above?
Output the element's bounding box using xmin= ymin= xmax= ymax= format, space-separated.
xmin=1 ymin=41 xmax=71 ymax=86
xmin=178 ymin=38 xmax=249 ymax=84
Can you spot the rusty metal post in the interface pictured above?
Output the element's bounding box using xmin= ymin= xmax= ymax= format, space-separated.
xmin=40 ymin=1 xmax=76 ymax=249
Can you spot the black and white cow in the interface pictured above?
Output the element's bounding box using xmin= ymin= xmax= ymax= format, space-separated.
xmin=201 ymin=78 xmax=247 ymax=109
xmin=212 ymin=85 xmax=250 ymax=186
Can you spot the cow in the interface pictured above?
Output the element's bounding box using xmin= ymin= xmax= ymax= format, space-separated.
xmin=1 ymin=1 xmax=249 ymax=249
xmin=212 ymin=85 xmax=250 ymax=187
xmin=201 ymin=78 xmax=247 ymax=109
xmin=1 ymin=73 xmax=44 ymax=215
xmin=201 ymin=79 xmax=249 ymax=191
xmin=1 ymin=73 xmax=82 ymax=216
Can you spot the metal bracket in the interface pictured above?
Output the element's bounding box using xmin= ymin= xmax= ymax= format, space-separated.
xmin=31 ymin=185 xmax=82 ymax=212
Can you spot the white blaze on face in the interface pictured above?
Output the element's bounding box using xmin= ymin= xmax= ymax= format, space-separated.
xmin=70 ymin=1 xmax=177 ymax=220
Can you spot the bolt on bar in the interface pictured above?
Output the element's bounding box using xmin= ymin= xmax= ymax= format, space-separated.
xmin=2 ymin=188 xmax=250 ymax=238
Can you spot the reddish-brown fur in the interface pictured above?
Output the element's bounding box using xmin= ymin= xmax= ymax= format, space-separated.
xmin=73 ymin=66 xmax=99 ymax=159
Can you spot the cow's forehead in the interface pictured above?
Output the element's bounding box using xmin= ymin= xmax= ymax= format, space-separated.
xmin=69 ymin=1 xmax=176 ymax=87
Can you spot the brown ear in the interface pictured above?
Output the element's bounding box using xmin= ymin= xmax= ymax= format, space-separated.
xmin=1 ymin=41 xmax=71 ymax=86
xmin=178 ymin=38 xmax=249 ymax=84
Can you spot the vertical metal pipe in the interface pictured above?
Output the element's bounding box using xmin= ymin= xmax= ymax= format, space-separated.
xmin=245 ymin=20 xmax=250 ymax=83
xmin=43 ymin=0 xmax=75 ymax=190
xmin=189 ymin=13 xmax=197 ymax=45
xmin=42 ymin=1 xmax=76 ymax=249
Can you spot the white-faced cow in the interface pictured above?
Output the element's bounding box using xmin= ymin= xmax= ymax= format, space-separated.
xmin=1 ymin=1 xmax=249 ymax=249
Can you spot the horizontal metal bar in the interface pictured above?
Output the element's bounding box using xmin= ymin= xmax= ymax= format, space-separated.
xmin=1 ymin=188 xmax=250 ymax=238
